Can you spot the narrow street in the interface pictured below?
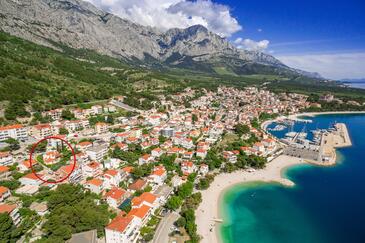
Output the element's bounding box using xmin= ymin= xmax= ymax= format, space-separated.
xmin=152 ymin=212 xmax=180 ymax=243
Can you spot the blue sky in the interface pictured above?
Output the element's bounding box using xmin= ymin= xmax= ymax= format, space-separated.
xmin=223 ymin=0 xmax=365 ymax=55
xmin=86 ymin=0 xmax=365 ymax=79
xmin=221 ymin=0 xmax=365 ymax=79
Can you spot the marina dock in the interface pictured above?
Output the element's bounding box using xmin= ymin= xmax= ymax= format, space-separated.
xmin=282 ymin=123 xmax=351 ymax=165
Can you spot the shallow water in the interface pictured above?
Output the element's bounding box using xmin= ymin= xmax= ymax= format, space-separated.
xmin=220 ymin=114 xmax=365 ymax=243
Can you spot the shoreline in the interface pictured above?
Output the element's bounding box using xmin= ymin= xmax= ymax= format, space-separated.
xmin=196 ymin=155 xmax=309 ymax=243
xmin=198 ymin=154 xmax=344 ymax=243
xmin=197 ymin=113 xmax=357 ymax=243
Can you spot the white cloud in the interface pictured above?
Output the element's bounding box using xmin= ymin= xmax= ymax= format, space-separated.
xmin=234 ymin=38 xmax=270 ymax=51
xmin=277 ymin=52 xmax=365 ymax=80
xmin=84 ymin=0 xmax=242 ymax=37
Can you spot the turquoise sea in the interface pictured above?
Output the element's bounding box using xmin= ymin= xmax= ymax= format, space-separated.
xmin=220 ymin=114 xmax=365 ymax=243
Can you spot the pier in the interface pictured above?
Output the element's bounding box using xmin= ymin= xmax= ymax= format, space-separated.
xmin=282 ymin=123 xmax=351 ymax=165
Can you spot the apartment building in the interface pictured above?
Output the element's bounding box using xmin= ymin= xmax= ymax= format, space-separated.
xmin=0 ymin=124 xmax=28 ymax=141
xmin=105 ymin=214 xmax=141 ymax=243
xmin=86 ymin=145 xmax=108 ymax=162
xmin=0 ymin=152 xmax=13 ymax=166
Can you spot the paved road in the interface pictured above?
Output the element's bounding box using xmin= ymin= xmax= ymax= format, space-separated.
xmin=153 ymin=212 xmax=180 ymax=243
xmin=110 ymin=100 xmax=141 ymax=112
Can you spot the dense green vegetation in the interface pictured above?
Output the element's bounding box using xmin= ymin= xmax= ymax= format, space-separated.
xmin=0 ymin=213 xmax=16 ymax=243
xmin=0 ymin=31 xmax=179 ymax=122
xmin=35 ymin=184 xmax=111 ymax=243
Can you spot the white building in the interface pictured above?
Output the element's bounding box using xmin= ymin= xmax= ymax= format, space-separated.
xmin=85 ymin=178 xmax=104 ymax=194
xmin=0 ymin=124 xmax=28 ymax=141
xmin=86 ymin=145 xmax=108 ymax=162
xmin=0 ymin=204 xmax=21 ymax=226
xmin=105 ymin=214 xmax=141 ymax=243
xmin=0 ymin=186 xmax=11 ymax=202
xmin=0 ymin=152 xmax=13 ymax=166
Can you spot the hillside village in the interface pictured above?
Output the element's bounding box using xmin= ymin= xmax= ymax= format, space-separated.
xmin=0 ymin=86 xmax=312 ymax=243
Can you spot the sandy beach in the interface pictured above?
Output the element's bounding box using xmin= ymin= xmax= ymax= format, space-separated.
xmin=196 ymin=155 xmax=308 ymax=243
xmin=196 ymin=119 xmax=353 ymax=243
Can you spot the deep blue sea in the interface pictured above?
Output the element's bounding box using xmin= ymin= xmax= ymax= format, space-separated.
xmin=220 ymin=114 xmax=365 ymax=243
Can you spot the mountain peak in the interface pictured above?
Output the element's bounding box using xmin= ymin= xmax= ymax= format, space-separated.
xmin=0 ymin=0 xmax=314 ymax=77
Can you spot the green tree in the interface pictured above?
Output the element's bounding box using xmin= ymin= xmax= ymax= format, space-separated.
xmin=0 ymin=213 xmax=15 ymax=242
xmin=61 ymin=109 xmax=75 ymax=120
xmin=166 ymin=196 xmax=182 ymax=210
xmin=177 ymin=182 xmax=194 ymax=199
xmin=234 ymin=123 xmax=250 ymax=136
xmin=59 ymin=127 xmax=69 ymax=135
xmin=175 ymin=217 xmax=186 ymax=227
xmin=3 ymin=138 xmax=20 ymax=151
xmin=42 ymin=184 xmax=110 ymax=241
xmin=192 ymin=114 xmax=198 ymax=123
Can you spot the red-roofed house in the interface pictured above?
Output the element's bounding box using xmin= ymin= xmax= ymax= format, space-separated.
xmin=105 ymin=214 xmax=141 ymax=243
xmin=43 ymin=150 xmax=60 ymax=165
xmin=115 ymin=143 xmax=128 ymax=151
xmin=115 ymin=132 xmax=130 ymax=143
xmin=262 ymin=138 xmax=277 ymax=152
xmin=131 ymin=192 xmax=159 ymax=211
xmin=140 ymin=141 xmax=151 ymax=150
xmin=95 ymin=122 xmax=108 ymax=134
xmin=127 ymin=205 xmax=152 ymax=225
xmin=0 ymin=204 xmax=21 ymax=225
xmin=82 ymin=161 xmax=102 ymax=178
xmin=122 ymin=166 xmax=134 ymax=175
xmin=85 ymin=178 xmax=104 ymax=194
xmin=181 ymin=138 xmax=194 ymax=149
xmin=223 ymin=151 xmax=237 ymax=164
xmin=30 ymin=124 xmax=53 ymax=139
xmin=167 ymin=147 xmax=184 ymax=155
xmin=0 ymin=186 xmax=10 ymax=202
xmin=0 ymin=124 xmax=27 ymax=141
xmin=126 ymin=137 xmax=138 ymax=144
xmin=128 ymin=179 xmax=147 ymax=192
xmin=19 ymin=173 xmax=42 ymax=186
xmin=138 ymin=154 xmax=153 ymax=165
xmin=151 ymin=148 xmax=163 ymax=158
xmin=148 ymin=166 xmax=167 ymax=185
xmin=0 ymin=166 xmax=10 ymax=180
xmin=18 ymin=160 xmax=38 ymax=173
xmin=77 ymin=141 xmax=93 ymax=152
xmin=196 ymin=148 xmax=207 ymax=158
xmin=58 ymin=164 xmax=82 ymax=183
xmin=102 ymin=170 xmax=122 ymax=189
xmin=181 ymin=161 xmax=197 ymax=175
xmin=183 ymin=151 xmax=194 ymax=160
xmin=253 ymin=142 xmax=265 ymax=154
xmin=105 ymin=187 xmax=128 ymax=208
xmin=240 ymin=146 xmax=257 ymax=156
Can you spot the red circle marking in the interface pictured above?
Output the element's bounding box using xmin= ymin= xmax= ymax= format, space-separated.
xmin=29 ymin=136 xmax=77 ymax=184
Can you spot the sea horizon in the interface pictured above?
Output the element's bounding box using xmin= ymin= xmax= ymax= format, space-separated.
xmin=220 ymin=113 xmax=365 ymax=243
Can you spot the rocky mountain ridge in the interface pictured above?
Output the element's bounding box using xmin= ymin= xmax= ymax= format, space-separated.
xmin=0 ymin=0 xmax=320 ymax=77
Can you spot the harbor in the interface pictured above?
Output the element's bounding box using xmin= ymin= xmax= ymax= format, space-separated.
xmin=280 ymin=122 xmax=351 ymax=165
